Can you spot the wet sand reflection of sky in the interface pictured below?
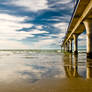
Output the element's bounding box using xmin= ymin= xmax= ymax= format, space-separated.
xmin=0 ymin=51 xmax=65 ymax=84
xmin=0 ymin=51 xmax=92 ymax=92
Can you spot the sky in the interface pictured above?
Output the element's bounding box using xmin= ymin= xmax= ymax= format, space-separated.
xmin=0 ymin=0 xmax=86 ymax=49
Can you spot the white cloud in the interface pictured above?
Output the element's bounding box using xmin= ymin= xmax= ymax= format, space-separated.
xmin=30 ymin=29 xmax=49 ymax=34
xmin=0 ymin=13 xmax=50 ymax=49
xmin=56 ymin=0 xmax=72 ymax=4
xmin=0 ymin=13 xmax=34 ymax=40
xmin=0 ymin=13 xmax=29 ymax=22
xmin=30 ymin=39 xmax=56 ymax=49
xmin=36 ymin=25 xmax=43 ymax=30
xmin=0 ymin=0 xmax=76 ymax=49
xmin=0 ymin=13 xmax=49 ymax=40
xmin=78 ymin=33 xmax=86 ymax=48
xmin=53 ymin=22 xmax=68 ymax=43
xmin=78 ymin=39 xmax=86 ymax=48
xmin=52 ymin=15 xmax=71 ymax=22
xmin=0 ymin=13 xmax=33 ymax=32
xmin=4 ymin=0 xmax=49 ymax=12
xmin=0 ymin=30 xmax=49 ymax=40
xmin=79 ymin=34 xmax=86 ymax=40
xmin=0 ymin=40 xmax=30 ymax=49
xmin=54 ymin=22 xmax=68 ymax=32
xmin=49 ymin=0 xmax=75 ymax=11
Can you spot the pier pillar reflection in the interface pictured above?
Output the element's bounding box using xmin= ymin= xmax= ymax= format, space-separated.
xmin=64 ymin=53 xmax=73 ymax=78
xmin=83 ymin=19 xmax=92 ymax=58
xmin=64 ymin=53 xmax=80 ymax=78
xmin=69 ymin=53 xmax=74 ymax=77
xmin=73 ymin=54 xmax=78 ymax=77
xmin=73 ymin=34 xmax=78 ymax=55
xmin=86 ymin=59 xmax=92 ymax=79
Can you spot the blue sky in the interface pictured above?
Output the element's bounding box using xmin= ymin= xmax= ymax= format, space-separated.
xmin=0 ymin=0 xmax=86 ymax=49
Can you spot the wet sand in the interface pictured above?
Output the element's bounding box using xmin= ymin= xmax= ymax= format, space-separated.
xmin=0 ymin=50 xmax=91 ymax=92
xmin=0 ymin=79 xmax=92 ymax=92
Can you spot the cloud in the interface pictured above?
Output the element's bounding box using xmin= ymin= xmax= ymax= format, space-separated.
xmin=3 ymin=0 xmax=49 ymax=12
xmin=0 ymin=30 xmax=49 ymax=40
xmin=29 ymin=38 xmax=57 ymax=49
xmin=0 ymin=13 xmax=33 ymax=40
xmin=0 ymin=40 xmax=30 ymax=49
xmin=49 ymin=0 xmax=75 ymax=12
xmin=0 ymin=0 xmax=77 ymax=49
xmin=30 ymin=29 xmax=49 ymax=34
xmin=79 ymin=34 xmax=86 ymax=40
xmin=0 ymin=13 xmax=49 ymax=40
xmin=0 ymin=13 xmax=32 ymax=31
xmin=53 ymin=22 xmax=68 ymax=40
xmin=51 ymin=15 xmax=71 ymax=22
xmin=56 ymin=0 xmax=72 ymax=4
xmin=0 ymin=13 xmax=50 ymax=49
xmin=0 ymin=13 xmax=29 ymax=22
xmin=78 ymin=33 xmax=86 ymax=48
xmin=34 ymin=22 xmax=69 ymax=48
xmin=36 ymin=25 xmax=43 ymax=30
xmin=54 ymin=22 xmax=68 ymax=32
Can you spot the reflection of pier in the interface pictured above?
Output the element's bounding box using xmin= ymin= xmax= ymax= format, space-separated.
xmin=64 ymin=53 xmax=92 ymax=79
xmin=61 ymin=0 xmax=92 ymax=58
xmin=64 ymin=54 xmax=80 ymax=78
xmin=86 ymin=59 xmax=92 ymax=79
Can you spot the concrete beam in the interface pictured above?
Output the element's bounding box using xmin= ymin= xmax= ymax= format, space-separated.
xmin=65 ymin=0 xmax=92 ymax=44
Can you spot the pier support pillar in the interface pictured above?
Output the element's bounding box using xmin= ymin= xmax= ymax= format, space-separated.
xmin=69 ymin=39 xmax=72 ymax=53
xmin=67 ymin=41 xmax=69 ymax=52
xmin=64 ymin=44 xmax=67 ymax=52
xmin=83 ymin=19 xmax=92 ymax=58
xmin=64 ymin=45 xmax=66 ymax=52
xmin=73 ymin=34 xmax=78 ymax=55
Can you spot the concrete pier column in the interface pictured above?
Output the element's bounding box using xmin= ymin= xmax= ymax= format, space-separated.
xmin=67 ymin=41 xmax=69 ymax=52
xmin=83 ymin=19 xmax=92 ymax=58
xmin=61 ymin=46 xmax=62 ymax=52
xmin=65 ymin=43 xmax=68 ymax=52
xmin=64 ymin=45 xmax=66 ymax=52
xmin=73 ymin=34 xmax=78 ymax=54
xmin=64 ymin=44 xmax=67 ymax=52
xmin=69 ymin=39 xmax=72 ymax=53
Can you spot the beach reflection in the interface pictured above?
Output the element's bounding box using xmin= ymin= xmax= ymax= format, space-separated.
xmin=64 ymin=54 xmax=81 ymax=78
xmin=64 ymin=53 xmax=92 ymax=80
xmin=0 ymin=51 xmax=92 ymax=92
xmin=0 ymin=51 xmax=65 ymax=84
xmin=86 ymin=59 xmax=92 ymax=79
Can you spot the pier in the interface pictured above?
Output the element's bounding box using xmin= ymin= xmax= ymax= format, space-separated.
xmin=61 ymin=0 xmax=92 ymax=58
